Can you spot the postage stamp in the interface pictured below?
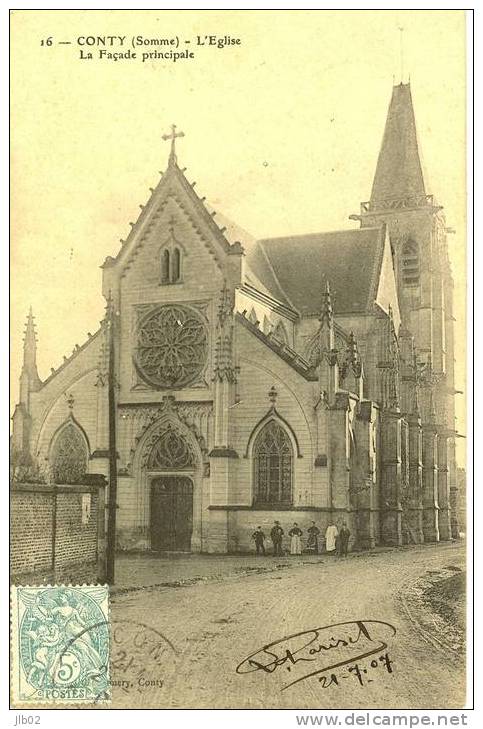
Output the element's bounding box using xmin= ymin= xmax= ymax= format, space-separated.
xmin=10 ymin=585 xmax=110 ymax=705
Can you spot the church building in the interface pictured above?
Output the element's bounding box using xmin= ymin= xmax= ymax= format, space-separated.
xmin=12 ymin=82 xmax=461 ymax=552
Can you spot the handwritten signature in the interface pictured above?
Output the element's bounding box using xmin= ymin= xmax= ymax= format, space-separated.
xmin=236 ymin=620 xmax=396 ymax=691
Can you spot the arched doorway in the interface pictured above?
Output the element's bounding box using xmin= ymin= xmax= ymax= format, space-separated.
xmin=150 ymin=476 xmax=193 ymax=551
xmin=145 ymin=424 xmax=196 ymax=552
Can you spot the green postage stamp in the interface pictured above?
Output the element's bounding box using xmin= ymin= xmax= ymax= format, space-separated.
xmin=11 ymin=585 xmax=110 ymax=705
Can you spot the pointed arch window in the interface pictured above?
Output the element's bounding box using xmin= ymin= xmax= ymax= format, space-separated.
xmin=50 ymin=422 xmax=88 ymax=484
xmin=401 ymin=239 xmax=420 ymax=287
xmin=161 ymin=249 xmax=170 ymax=284
xmin=172 ymin=248 xmax=181 ymax=282
xmin=253 ymin=420 xmax=293 ymax=505
xmin=160 ymin=245 xmax=182 ymax=284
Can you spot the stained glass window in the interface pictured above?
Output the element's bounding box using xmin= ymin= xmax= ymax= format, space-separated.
xmin=50 ymin=423 xmax=88 ymax=484
xmin=134 ymin=304 xmax=207 ymax=389
xmin=253 ymin=420 xmax=293 ymax=505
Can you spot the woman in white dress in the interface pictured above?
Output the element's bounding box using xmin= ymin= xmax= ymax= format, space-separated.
xmin=325 ymin=522 xmax=338 ymax=554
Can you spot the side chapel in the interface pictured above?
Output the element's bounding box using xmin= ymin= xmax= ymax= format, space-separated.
xmin=12 ymin=82 xmax=461 ymax=552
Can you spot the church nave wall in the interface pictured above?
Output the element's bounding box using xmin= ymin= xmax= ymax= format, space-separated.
xmin=28 ymin=332 xmax=103 ymax=457
xmin=233 ymin=328 xmax=318 ymax=510
xmin=33 ymin=369 xmax=100 ymax=468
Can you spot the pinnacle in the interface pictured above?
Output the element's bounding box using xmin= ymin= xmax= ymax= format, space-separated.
xmin=319 ymin=280 xmax=334 ymax=326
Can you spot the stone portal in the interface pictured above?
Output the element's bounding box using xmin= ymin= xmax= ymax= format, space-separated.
xmin=150 ymin=476 xmax=194 ymax=551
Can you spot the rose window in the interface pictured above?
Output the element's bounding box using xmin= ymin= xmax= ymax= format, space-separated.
xmin=134 ymin=305 xmax=207 ymax=389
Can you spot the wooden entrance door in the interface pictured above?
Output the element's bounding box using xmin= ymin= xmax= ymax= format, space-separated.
xmin=150 ymin=476 xmax=193 ymax=551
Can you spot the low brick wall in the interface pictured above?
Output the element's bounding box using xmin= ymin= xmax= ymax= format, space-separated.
xmin=10 ymin=482 xmax=106 ymax=585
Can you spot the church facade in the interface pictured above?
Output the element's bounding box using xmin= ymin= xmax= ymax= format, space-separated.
xmin=12 ymin=83 xmax=461 ymax=553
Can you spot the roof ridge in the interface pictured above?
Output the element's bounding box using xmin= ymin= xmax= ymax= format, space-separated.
xmin=259 ymin=226 xmax=382 ymax=244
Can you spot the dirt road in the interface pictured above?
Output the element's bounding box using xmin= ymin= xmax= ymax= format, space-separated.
xmin=109 ymin=542 xmax=466 ymax=709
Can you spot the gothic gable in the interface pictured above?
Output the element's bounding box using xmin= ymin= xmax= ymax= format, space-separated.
xmin=102 ymin=161 xmax=242 ymax=293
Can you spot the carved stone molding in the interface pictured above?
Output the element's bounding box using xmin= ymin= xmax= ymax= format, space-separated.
xmin=118 ymin=397 xmax=213 ymax=474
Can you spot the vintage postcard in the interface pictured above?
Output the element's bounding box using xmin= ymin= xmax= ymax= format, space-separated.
xmin=9 ymin=8 xmax=470 ymax=715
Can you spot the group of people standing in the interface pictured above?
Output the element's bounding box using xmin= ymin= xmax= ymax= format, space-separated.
xmin=251 ymin=520 xmax=351 ymax=557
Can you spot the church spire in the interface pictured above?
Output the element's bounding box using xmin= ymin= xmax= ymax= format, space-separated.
xmin=22 ymin=307 xmax=40 ymax=380
xmin=19 ymin=307 xmax=41 ymax=405
xmin=369 ymin=82 xmax=426 ymax=208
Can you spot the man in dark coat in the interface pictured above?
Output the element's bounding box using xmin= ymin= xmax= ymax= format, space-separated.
xmin=306 ymin=521 xmax=320 ymax=554
xmin=270 ymin=521 xmax=284 ymax=556
xmin=338 ymin=521 xmax=351 ymax=557
xmin=252 ymin=526 xmax=266 ymax=555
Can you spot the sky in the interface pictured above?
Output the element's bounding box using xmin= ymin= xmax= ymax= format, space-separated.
xmin=10 ymin=9 xmax=467 ymax=463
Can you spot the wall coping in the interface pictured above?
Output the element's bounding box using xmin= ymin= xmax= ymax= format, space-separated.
xmin=11 ymin=482 xmax=103 ymax=494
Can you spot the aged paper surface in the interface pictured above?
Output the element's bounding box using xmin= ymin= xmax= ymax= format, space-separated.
xmin=10 ymin=9 xmax=467 ymax=711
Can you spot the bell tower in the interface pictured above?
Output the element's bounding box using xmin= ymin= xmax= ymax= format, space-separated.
xmin=358 ymin=81 xmax=459 ymax=538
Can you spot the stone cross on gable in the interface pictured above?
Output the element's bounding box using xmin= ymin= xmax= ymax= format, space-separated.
xmin=162 ymin=124 xmax=185 ymax=164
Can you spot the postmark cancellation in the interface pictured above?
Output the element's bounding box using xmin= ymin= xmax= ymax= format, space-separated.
xmin=11 ymin=585 xmax=110 ymax=705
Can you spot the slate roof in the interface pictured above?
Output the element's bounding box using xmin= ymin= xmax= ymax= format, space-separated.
xmin=247 ymin=227 xmax=386 ymax=316
xmin=370 ymin=83 xmax=427 ymax=204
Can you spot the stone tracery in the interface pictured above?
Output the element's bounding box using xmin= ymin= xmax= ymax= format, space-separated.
xmin=146 ymin=425 xmax=195 ymax=470
xmin=134 ymin=304 xmax=207 ymax=389
xmin=50 ymin=422 xmax=88 ymax=484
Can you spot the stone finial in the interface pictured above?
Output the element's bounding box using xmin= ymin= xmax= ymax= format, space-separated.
xmin=268 ymin=385 xmax=278 ymax=406
xmin=319 ymin=279 xmax=334 ymax=327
